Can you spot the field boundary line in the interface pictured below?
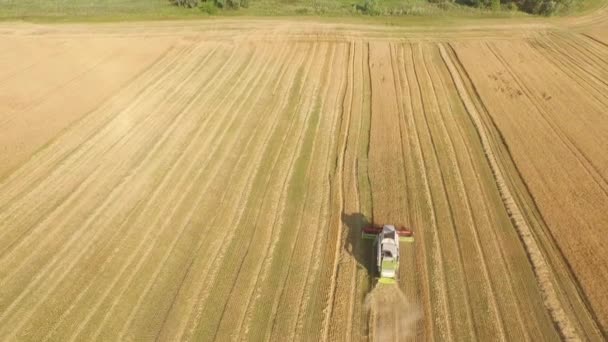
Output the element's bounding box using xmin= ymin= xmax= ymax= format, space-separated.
xmin=439 ymin=43 xmax=581 ymax=341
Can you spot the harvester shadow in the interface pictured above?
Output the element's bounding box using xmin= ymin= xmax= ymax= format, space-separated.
xmin=341 ymin=212 xmax=375 ymax=279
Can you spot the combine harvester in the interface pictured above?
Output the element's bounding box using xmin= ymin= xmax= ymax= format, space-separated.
xmin=362 ymin=224 xmax=414 ymax=284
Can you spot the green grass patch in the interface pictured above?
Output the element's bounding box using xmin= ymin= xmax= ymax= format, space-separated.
xmin=2 ymin=0 xmax=599 ymax=22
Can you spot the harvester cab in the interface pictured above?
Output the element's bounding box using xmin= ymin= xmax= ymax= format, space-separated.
xmin=362 ymin=224 xmax=414 ymax=284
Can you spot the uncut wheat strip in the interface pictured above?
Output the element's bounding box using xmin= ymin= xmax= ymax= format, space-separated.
xmin=460 ymin=41 xmax=608 ymax=224
xmin=434 ymin=44 xmax=549 ymax=338
xmin=242 ymin=43 xmax=335 ymax=342
xmin=0 ymin=41 xmax=200 ymax=228
xmin=162 ymin=42 xmax=304 ymax=342
xmin=485 ymin=42 xmax=608 ymax=194
xmin=412 ymin=42 xmax=479 ymax=341
xmin=549 ymin=32 xmax=608 ymax=75
xmin=466 ymin=54 xmax=601 ymax=340
xmin=488 ymin=40 xmax=608 ymax=172
xmin=426 ymin=41 xmax=513 ymax=324
xmin=531 ymin=37 xmax=608 ymax=110
xmin=484 ymin=42 xmax=608 ymax=329
xmin=449 ymin=41 xmax=602 ymax=340
xmin=0 ymin=42 xmax=228 ymax=339
xmin=492 ymin=42 xmax=608 ymax=189
xmin=554 ymin=32 xmax=608 ymax=79
xmin=402 ymin=43 xmax=453 ymax=342
xmin=153 ymin=42 xmax=309 ymax=342
xmin=79 ymin=43 xmax=277 ymax=341
xmin=270 ymin=43 xmax=348 ymax=342
xmin=235 ymin=43 xmax=326 ymax=342
xmin=449 ymin=41 xmax=608 ymax=337
xmin=439 ymin=44 xmax=581 ymax=342
xmin=114 ymin=43 xmax=292 ymax=341
xmin=366 ymin=42 xmax=409 ymax=227
xmin=122 ymin=42 xmax=292 ymax=340
xmin=438 ymin=57 xmax=558 ymax=340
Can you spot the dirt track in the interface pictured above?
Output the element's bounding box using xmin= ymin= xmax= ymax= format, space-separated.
xmin=0 ymin=12 xmax=607 ymax=341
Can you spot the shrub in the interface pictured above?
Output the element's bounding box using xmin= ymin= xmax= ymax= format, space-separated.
xmin=171 ymin=0 xmax=200 ymax=8
xmin=199 ymin=1 xmax=218 ymax=13
xmin=226 ymin=0 xmax=241 ymax=9
xmin=361 ymin=0 xmax=380 ymax=15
